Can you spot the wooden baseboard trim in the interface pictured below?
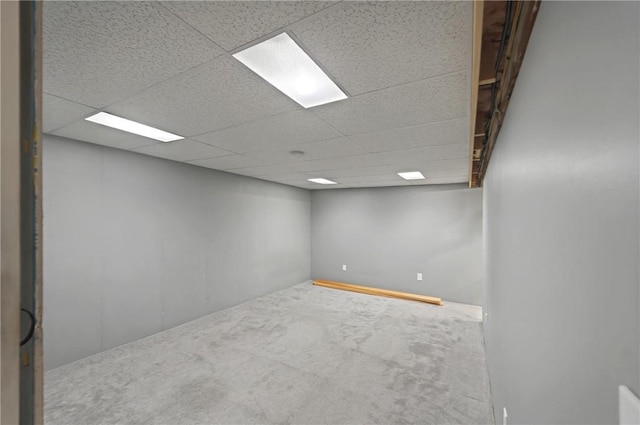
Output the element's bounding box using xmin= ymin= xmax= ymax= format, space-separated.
xmin=312 ymin=279 xmax=443 ymax=306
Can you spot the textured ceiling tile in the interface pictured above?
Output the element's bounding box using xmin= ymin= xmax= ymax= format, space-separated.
xmin=231 ymin=164 xmax=301 ymax=177
xmin=333 ymin=174 xmax=401 ymax=184
xmin=108 ymin=56 xmax=299 ymax=137
xmin=43 ymin=1 xmax=223 ymax=108
xmin=193 ymin=110 xmax=340 ymax=153
xmin=369 ymin=143 xmax=469 ymax=165
xmin=52 ymin=121 xmax=159 ymax=150
xmin=312 ymin=72 xmax=467 ymax=136
xmin=390 ymin=158 xmax=469 ymax=175
xmin=292 ymin=2 xmax=471 ymax=95
xmin=383 ymin=161 xmax=469 ymax=180
xmin=286 ymin=180 xmax=346 ymax=190
xmin=421 ymin=167 xmax=472 ymax=179
xmin=244 ymin=137 xmax=366 ymax=164
xmin=260 ymin=173 xmax=311 ymax=182
xmin=188 ymin=154 xmax=266 ymax=171
xmin=251 ymin=173 xmax=317 ymax=187
xmin=413 ymin=176 xmax=469 ymax=185
xmin=335 ymin=180 xmax=408 ymax=188
xmin=292 ymin=154 xmax=389 ymax=172
xmin=43 ymin=94 xmax=96 ymax=133
xmin=349 ymin=119 xmax=467 ymax=153
xmin=43 ymin=1 xmax=473 ymax=189
xmin=163 ymin=1 xmax=336 ymax=51
xmin=294 ymin=143 xmax=467 ymax=173
xmin=310 ymin=166 xmax=395 ymax=179
xmin=131 ymin=140 xmax=234 ymax=162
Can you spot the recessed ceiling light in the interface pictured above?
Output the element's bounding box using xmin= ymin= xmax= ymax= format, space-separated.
xmin=233 ymin=33 xmax=347 ymax=108
xmin=308 ymin=178 xmax=337 ymax=185
xmin=398 ymin=171 xmax=425 ymax=180
xmin=85 ymin=112 xmax=184 ymax=143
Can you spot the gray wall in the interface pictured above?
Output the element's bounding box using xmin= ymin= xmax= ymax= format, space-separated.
xmin=483 ymin=2 xmax=639 ymax=424
xmin=43 ymin=135 xmax=311 ymax=370
xmin=311 ymin=185 xmax=483 ymax=305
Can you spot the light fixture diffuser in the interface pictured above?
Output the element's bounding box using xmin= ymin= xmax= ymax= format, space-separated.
xmin=85 ymin=112 xmax=184 ymax=143
xmin=308 ymin=178 xmax=337 ymax=185
xmin=398 ymin=171 xmax=425 ymax=180
xmin=233 ymin=33 xmax=347 ymax=108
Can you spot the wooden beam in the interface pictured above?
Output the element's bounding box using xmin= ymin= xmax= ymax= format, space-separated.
xmin=0 ymin=2 xmax=23 ymax=423
xmin=470 ymin=0 xmax=540 ymax=187
xmin=477 ymin=0 xmax=540 ymax=185
xmin=30 ymin=1 xmax=44 ymax=422
xmin=468 ymin=0 xmax=484 ymax=188
xmin=313 ymin=280 xmax=443 ymax=306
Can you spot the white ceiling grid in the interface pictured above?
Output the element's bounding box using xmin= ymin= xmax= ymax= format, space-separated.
xmin=43 ymin=1 xmax=472 ymax=189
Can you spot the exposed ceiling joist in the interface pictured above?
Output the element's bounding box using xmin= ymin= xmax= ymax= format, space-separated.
xmin=469 ymin=0 xmax=541 ymax=188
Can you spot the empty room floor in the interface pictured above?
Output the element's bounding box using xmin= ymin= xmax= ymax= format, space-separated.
xmin=44 ymin=282 xmax=494 ymax=425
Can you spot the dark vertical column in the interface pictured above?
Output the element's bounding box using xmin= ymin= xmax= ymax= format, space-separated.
xmin=19 ymin=1 xmax=43 ymax=424
xmin=0 ymin=1 xmax=22 ymax=423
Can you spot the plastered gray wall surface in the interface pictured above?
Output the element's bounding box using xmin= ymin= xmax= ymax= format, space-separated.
xmin=43 ymin=135 xmax=311 ymax=370
xmin=311 ymin=185 xmax=483 ymax=305
xmin=483 ymin=2 xmax=640 ymax=423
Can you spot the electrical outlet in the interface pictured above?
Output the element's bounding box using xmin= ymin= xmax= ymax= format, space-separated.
xmin=503 ymin=407 xmax=508 ymax=425
xmin=342 ymin=264 xmax=347 ymax=271
xmin=416 ymin=273 xmax=423 ymax=281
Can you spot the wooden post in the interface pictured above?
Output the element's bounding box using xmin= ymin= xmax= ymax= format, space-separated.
xmin=19 ymin=1 xmax=44 ymax=424
xmin=1 ymin=1 xmax=24 ymax=424
xmin=0 ymin=2 xmax=43 ymax=423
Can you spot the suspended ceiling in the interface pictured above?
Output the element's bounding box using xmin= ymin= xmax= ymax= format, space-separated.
xmin=43 ymin=1 xmax=472 ymax=190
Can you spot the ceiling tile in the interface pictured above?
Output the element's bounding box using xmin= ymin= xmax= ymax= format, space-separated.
xmin=421 ymin=167 xmax=472 ymax=179
xmin=312 ymin=71 xmax=467 ymax=135
xmin=414 ymin=176 xmax=469 ymax=185
xmin=349 ymin=118 xmax=467 ymax=153
xmin=383 ymin=161 xmax=470 ymax=181
xmin=52 ymin=121 xmax=159 ymax=151
xmin=292 ymin=154 xmax=388 ymax=172
xmin=286 ymin=180 xmax=346 ymax=190
xmin=333 ymin=174 xmax=399 ymax=184
xmin=260 ymin=173 xmax=311 ymax=182
xmin=231 ymin=164 xmax=301 ymax=177
xmin=252 ymin=173 xmax=317 ymax=187
xmin=43 ymin=2 xmax=473 ymax=190
xmin=43 ymin=1 xmax=223 ymax=108
xmin=293 ymin=143 xmax=467 ymax=173
xmin=338 ymin=180 xmax=409 ymax=188
xmin=163 ymin=1 xmax=336 ymax=51
xmin=188 ymin=154 xmax=266 ymax=171
xmin=388 ymin=158 xmax=470 ymax=173
xmin=43 ymin=94 xmax=96 ymax=133
xmin=309 ymin=166 xmax=396 ymax=179
xmin=193 ymin=110 xmax=340 ymax=153
xmin=369 ymin=143 xmax=469 ymax=165
xmin=131 ymin=140 xmax=234 ymax=162
xmin=244 ymin=137 xmax=366 ymax=164
xmin=292 ymin=2 xmax=471 ymax=95
xmin=108 ymin=56 xmax=300 ymax=137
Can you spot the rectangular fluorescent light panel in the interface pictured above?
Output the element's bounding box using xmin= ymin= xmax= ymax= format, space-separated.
xmin=308 ymin=178 xmax=337 ymax=185
xmin=398 ymin=171 xmax=425 ymax=180
xmin=233 ymin=33 xmax=347 ymax=108
xmin=85 ymin=112 xmax=184 ymax=142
